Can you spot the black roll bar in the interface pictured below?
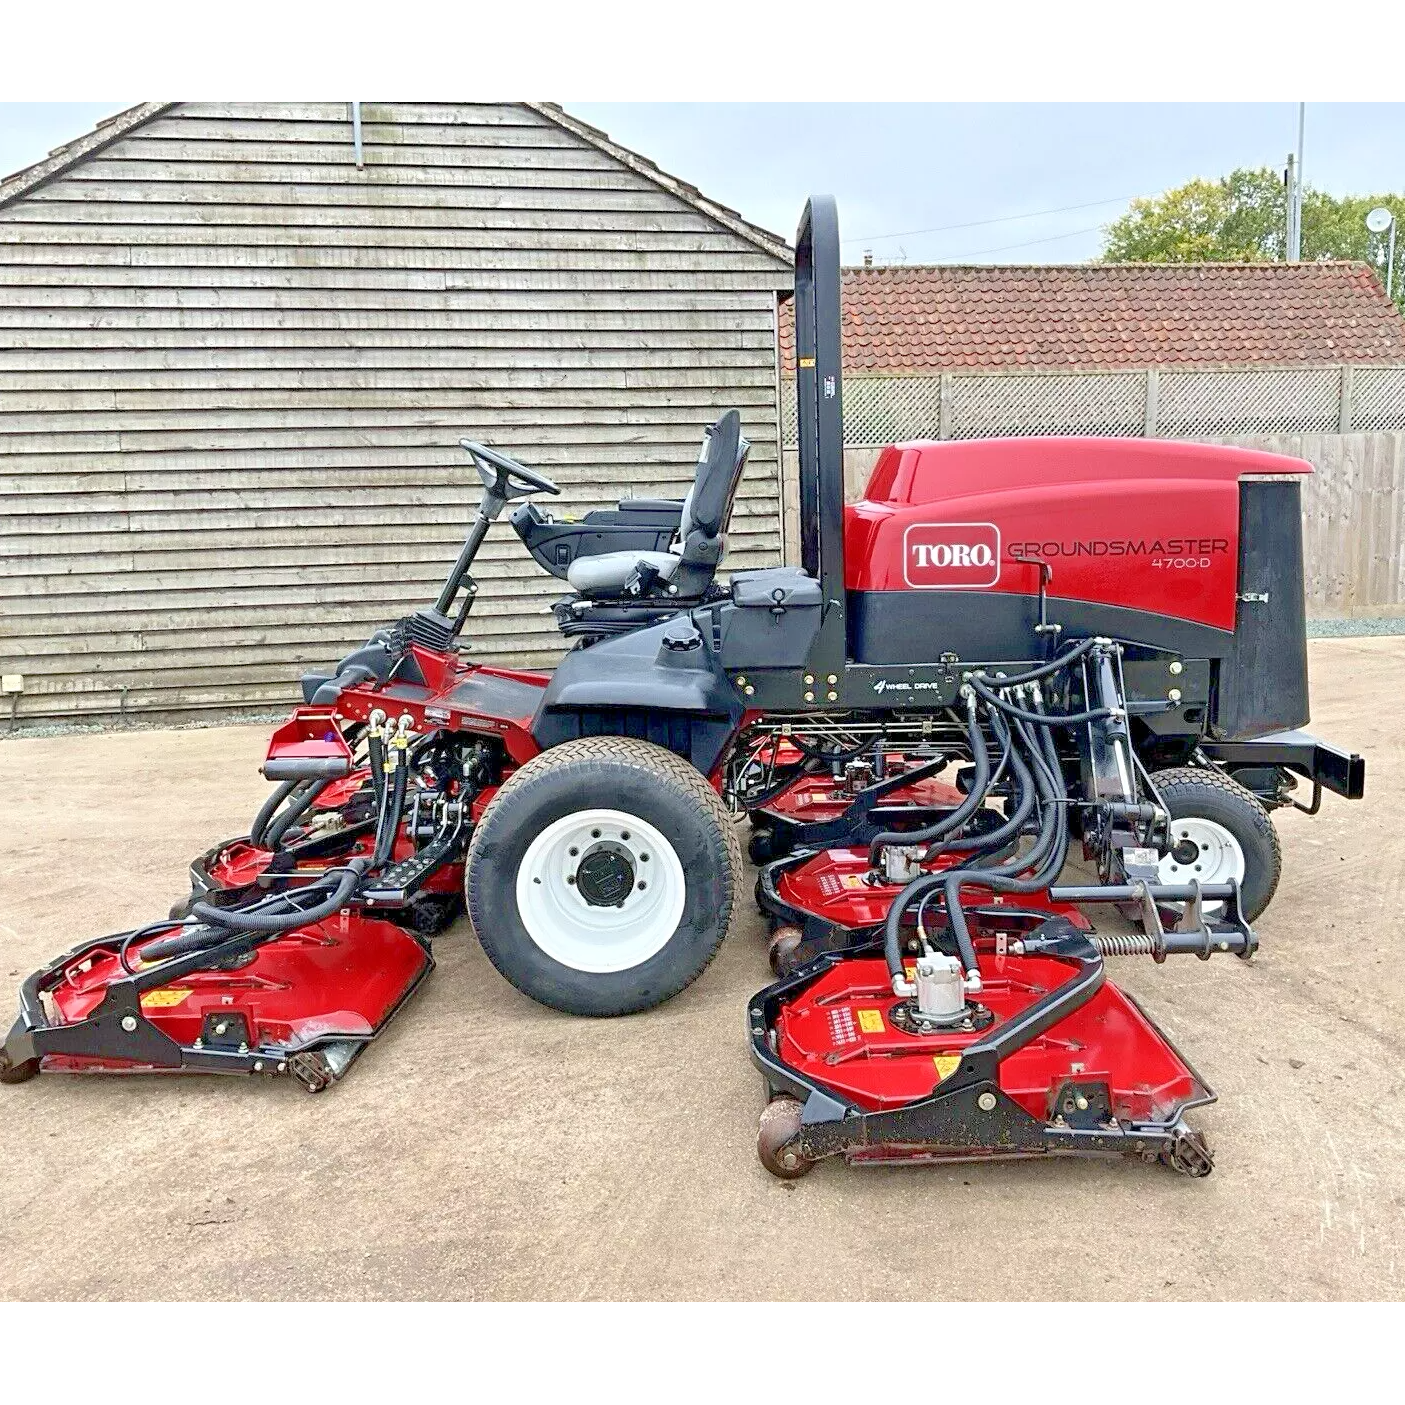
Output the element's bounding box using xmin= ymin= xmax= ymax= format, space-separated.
xmin=793 ymin=196 xmax=847 ymax=676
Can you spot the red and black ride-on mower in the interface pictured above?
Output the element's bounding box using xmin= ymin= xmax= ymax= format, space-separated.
xmin=3 ymin=197 xmax=1364 ymax=1182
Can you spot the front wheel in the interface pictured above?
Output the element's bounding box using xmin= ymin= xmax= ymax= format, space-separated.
xmin=465 ymin=738 xmax=739 ymax=1016
xmin=1149 ymin=767 xmax=1282 ymax=921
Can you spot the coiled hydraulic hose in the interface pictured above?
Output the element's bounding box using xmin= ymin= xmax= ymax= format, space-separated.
xmin=922 ymin=712 xmax=1036 ymax=862
xmin=867 ymin=691 xmax=990 ymax=865
xmin=967 ymin=636 xmax=1100 ymax=690
xmin=883 ymin=694 xmax=1071 ymax=992
xmin=249 ymin=779 xmax=302 ymax=849
xmin=262 ymin=777 xmax=332 ymax=852
xmin=190 ymin=859 xmax=368 ymax=934
xmin=967 ymin=673 xmax=1114 ymax=726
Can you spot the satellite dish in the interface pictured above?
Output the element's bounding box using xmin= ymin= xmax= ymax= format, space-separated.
xmin=1366 ymin=206 xmax=1394 ymax=234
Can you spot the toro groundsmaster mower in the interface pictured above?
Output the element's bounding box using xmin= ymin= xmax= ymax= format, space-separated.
xmin=2 ymin=198 xmax=1364 ymax=1180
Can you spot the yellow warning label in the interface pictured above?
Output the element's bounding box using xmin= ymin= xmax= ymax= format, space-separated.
xmin=838 ymin=873 xmax=867 ymax=891
xmin=798 ymin=356 xmax=816 ymax=368
xmin=932 ymin=1054 xmax=962 ymax=1082
xmin=140 ymin=989 xmax=191 ymax=1009
xmin=857 ymin=1008 xmax=885 ymax=1034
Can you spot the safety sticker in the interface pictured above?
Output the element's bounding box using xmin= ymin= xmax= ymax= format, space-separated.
xmin=857 ymin=1008 xmax=885 ymax=1034
xmin=818 ymin=872 xmax=871 ymax=896
xmin=140 ymin=989 xmax=191 ymax=1009
xmin=828 ymin=1007 xmax=859 ymax=1047
xmin=932 ymin=1054 xmax=962 ymax=1082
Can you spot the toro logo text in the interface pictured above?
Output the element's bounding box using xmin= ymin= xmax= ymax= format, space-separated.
xmin=902 ymin=522 xmax=1002 ymax=590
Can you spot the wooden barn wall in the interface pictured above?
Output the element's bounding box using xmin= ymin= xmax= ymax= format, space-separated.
xmin=0 ymin=102 xmax=791 ymax=722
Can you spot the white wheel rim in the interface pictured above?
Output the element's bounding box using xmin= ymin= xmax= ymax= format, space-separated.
xmin=515 ymin=808 xmax=686 ymax=973
xmin=1156 ymin=816 xmax=1245 ymax=909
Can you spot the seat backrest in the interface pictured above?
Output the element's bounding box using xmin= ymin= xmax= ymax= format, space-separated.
xmin=675 ymin=411 xmax=750 ymax=589
xmin=682 ymin=409 xmax=746 ymax=539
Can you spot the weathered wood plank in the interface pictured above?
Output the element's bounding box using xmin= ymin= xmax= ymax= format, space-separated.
xmin=175 ymin=102 xmax=550 ymax=126
xmin=0 ymin=100 xmax=788 ymax=720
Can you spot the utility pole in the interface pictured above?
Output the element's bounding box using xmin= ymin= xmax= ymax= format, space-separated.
xmin=1287 ymin=101 xmax=1306 ymax=261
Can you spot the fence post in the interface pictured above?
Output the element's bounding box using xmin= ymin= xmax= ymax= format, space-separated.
xmin=1143 ymin=368 xmax=1160 ymax=438
xmin=1338 ymin=365 xmax=1354 ymax=434
xmin=938 ymin=373 xmax=953 ymax=440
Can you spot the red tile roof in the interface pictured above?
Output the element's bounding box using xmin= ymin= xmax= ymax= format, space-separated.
xmin=779 ymin=262 xmax=1405 ymax=374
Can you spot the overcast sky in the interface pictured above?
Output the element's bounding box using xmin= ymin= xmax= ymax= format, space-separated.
xmin=5 ymin=102 xmax=1404 ymax=263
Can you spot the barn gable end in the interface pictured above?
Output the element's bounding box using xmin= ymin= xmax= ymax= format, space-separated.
xmin=0 ymin=101 xmax=793 ymax=722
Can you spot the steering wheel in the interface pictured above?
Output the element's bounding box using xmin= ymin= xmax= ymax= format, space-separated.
xmin=460 ymin=439 xmax=561 ymax=501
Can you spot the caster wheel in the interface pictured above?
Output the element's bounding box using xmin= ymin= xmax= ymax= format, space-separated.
xmin=767 ymin=926 xmax=804 ymax=977
xmin=1159 ymin=1127 xmax=1214 ymax=1178
xmin=0 ymin=1053 xmax=40 ymax=1085
xmin=392 ymin=894 xmax=463 ymax=939
xmin=758 ymin=1096 xmax=813 ymax=1179
xmin=287 ymin=1051 xmax=334 ymax=1093
xmin=748 ymin=827 xmax=778 ymax=865
xmin=168 ymin=893 xmax=196 ymax=921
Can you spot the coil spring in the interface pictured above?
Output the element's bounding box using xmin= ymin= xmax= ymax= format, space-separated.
xmin=1089 ymin=932 xmax=1160 ymax=957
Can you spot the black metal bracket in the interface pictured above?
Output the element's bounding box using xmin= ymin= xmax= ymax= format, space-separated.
xmin=1200 ymin=729 xmax=1365 ymax=800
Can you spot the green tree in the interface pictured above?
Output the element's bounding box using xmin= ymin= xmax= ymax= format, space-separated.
xmin=1102 ymin=167 xmax=1405 ymax=309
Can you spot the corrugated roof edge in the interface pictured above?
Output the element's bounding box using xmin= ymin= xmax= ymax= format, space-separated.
xmin=0 ymin=102 xmax=176 ymax=209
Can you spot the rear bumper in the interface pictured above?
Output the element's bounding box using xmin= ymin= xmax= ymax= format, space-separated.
xmin=1200 ymin=729 xmax=1365 ymax=799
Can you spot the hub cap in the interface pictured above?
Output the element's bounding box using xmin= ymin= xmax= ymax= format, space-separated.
xmin=1156 ymin=816 xmax=1245 ymax=911
xmin=515 ymin=809 xmax=686 ymax=973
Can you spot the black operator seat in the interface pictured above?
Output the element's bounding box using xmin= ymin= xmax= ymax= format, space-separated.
xmin=565 ymin=410 xmax=750 ymax=601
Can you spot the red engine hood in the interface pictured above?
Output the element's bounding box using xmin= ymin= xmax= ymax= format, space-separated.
xmin=845 ymin=437 xmax=1312 ymax=632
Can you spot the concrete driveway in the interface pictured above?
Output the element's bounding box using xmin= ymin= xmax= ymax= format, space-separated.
xmin=1 ymin=636 xmax=1401 ymax=1301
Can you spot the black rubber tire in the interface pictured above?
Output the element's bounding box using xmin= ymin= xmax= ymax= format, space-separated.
xmin=168 ymin=892 xmax=196 ymax=922
xmin=465 ymin=738 xmax=740 ymax=1016
xmin=1149 ymin=766 xmax=1282 ymax=921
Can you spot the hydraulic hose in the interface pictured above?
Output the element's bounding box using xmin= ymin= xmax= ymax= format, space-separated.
xmin=883 ymin=697 xmax=1070 ymax=991
xmin=966 ymin=636 xmax=1099 ymax=690
xmin=370 ymin=757 xmax=408 ymax=871
xmin=968 ymin=674 xmax=1113 ymax=726
xmin=922 ymin=713 xmax=1035 ymax=861
xmin=868 ymin=692 xmax=990 ymax=865
xmin=249 ymin=779 xmax=302 ymax=849
xmin=263 ymin=778 xmax=332 ymax=852
xmin=940 ymin=709 xmax=1071 ymax=985
xmin=190 ymin=860 xmax=367 ymax=934
xmin=367 ymin=726 xmax=387 ymax=810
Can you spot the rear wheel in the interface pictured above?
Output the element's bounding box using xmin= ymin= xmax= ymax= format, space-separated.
xmin=1149 ymin=767 xmax=1281 ymax=921
xmin=465 ymin=738 xmax=739 ymax=1016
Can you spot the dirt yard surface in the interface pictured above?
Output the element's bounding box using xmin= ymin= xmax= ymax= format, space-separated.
xmin=2 ymin=637 xmax=1401 ymax=1301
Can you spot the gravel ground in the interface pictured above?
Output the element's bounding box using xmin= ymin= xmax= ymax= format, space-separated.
xmin=1 ymin=636 xmax=1400 ymax=1301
